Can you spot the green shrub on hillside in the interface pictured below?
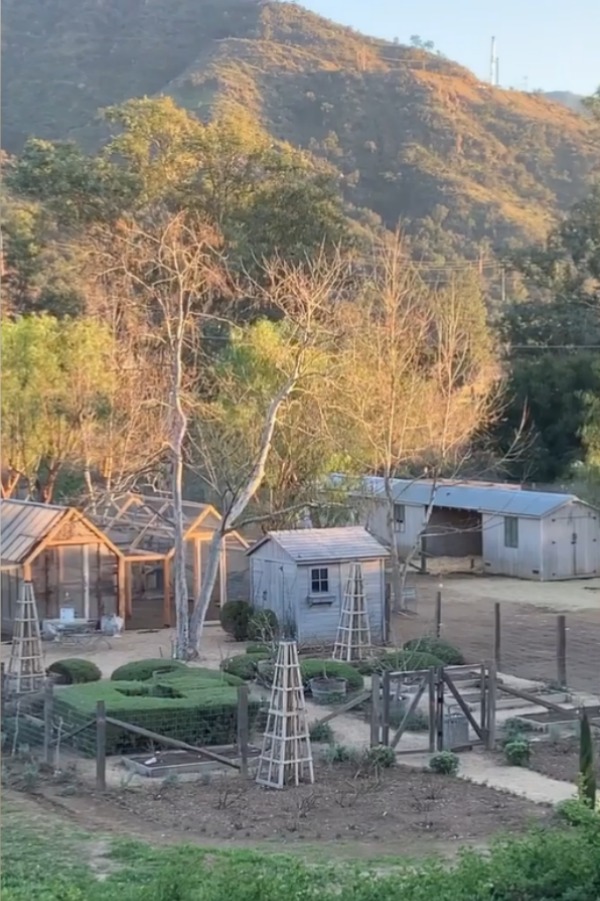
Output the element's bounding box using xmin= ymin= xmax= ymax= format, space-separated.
xmin=403 ymin=637 xmax=466 ymax=665
xmin=47 ymin=658 xmax=102 ymax=684
xmin=110 ymin=659 xmax=187 ymax=682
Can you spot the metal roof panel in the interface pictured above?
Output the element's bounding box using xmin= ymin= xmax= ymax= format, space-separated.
xmin=248 ymin=526 xmax=388 ymax=562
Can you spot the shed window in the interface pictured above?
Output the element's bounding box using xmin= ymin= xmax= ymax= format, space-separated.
xmin=393 ymin=503 xmax=406 ymax=532
xmin=504 ymin=516 xmax=519 ymax=549
xmin=310 ymin=567 xmax=329 ymax=594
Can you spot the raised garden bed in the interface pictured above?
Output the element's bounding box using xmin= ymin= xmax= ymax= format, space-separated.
xmin=123 ymin=746 xmax=261 ymax=778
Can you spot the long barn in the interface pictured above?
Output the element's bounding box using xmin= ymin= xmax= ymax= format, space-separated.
xmin=357 ymin=478 xmax=600 ymax=581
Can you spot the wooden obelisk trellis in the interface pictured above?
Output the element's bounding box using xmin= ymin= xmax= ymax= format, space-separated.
xmin=332 ymin=562 xmax=371 ymax=662
xmin=256 ymin=641 xmax=314 ymax=789
xmin=5 ymin=581 xmax=45 ymax=694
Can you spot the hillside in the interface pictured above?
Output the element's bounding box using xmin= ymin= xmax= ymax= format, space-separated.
xmin=2 ymin=0 xmax=599 ymax=261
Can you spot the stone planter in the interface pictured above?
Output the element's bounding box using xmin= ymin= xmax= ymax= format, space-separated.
xmin=310 ymin=676 xmax=347 ymax=705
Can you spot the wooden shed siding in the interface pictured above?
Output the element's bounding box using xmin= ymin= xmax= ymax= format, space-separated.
xmin=482 ymin=514 xmax=542 ymax=579
xmin=249 ymin=542 xmax=385 ymax=644
xmin=363 ymin=499 xmax=426 ymax=558
xmin=542 ymin=503 xmax=600 ymax=579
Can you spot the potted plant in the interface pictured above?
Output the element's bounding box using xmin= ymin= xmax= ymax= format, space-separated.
xmin=309 ymin=664 xmax=348 ymax=704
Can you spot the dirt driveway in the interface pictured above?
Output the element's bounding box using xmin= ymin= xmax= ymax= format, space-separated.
xmin=395 ymin=573 xmax=600 ymax=695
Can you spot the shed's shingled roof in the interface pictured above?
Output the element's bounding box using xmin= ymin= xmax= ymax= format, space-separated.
xmin=247 ymin=526 xmax=388 ymax=563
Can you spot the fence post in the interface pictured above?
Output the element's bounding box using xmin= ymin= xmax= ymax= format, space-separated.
xmin=435 ymin=590 xmax=442 ymax=638
xmin=428 ymin=667 xmax=436 ymax=752
xmin=557 ymin=615 xmax=567 ymax=688
xmin=435 ymin=667 xmax=445 ymax=751
xmin=0 ymin=663 xmax=5 ymax=718
xmin=237 ymin=684 xmax=249 ymax=779
xmin=370 ymin=673 xmax=381 ymax=747
xmin=381 ymin=670 xmax=391 ymax=746
xmin=43 ymin=678 xmax=54 ymax=767
xmin=96 ymin=700 xmax=107 ymax=791
xmin=493 ymin=603 xmax=501 ymax=670
xmin=486 ymin=662 xmax=497 ymax=750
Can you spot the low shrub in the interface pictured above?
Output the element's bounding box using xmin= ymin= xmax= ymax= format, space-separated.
xmin=504 ymin=737 xmax=531 ymax=767
xmin=220 ymin=600 xmax=253 ymax=641
xmin=300 ymin=659 xmax=364 ymax=693
xmin=247 ymin=609 xmax=279 ymax=643
xmin=308 ymin=721 xmax=334 ymax=744
xmin=357 ymin=650 xmax=443 ymax=675
xmin=429 ymin=751 xmax=459 ymax=775
xmin=245 ymin=643 xmax=273 ymax=655
xmin=389 ymin=705 xmax=430 ymax=732
xmin=54 ymin=667 xmax=256 ymax=756
xmin=48 ymin=658 xmax=102 ymax=685
xmin=364 ymin=745 xmax=395 ymax=768
xmin=323 ymin=743 xmax=360 ymax=764
xmin=110 ymin=659 xmax=187 ymax=682
xmin=403 ymin=637 xmax=465 ymax=666
xmin=220 ymin=653 xmax=270 ymax=681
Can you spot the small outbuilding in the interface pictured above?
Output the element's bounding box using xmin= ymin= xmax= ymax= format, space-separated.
xmin=247 ymin=527 xmax=389 ymax=645
xmin=0 ymin=499 xmax=125 ymax=636
xmin=357 ymin=478 xmax=600 ymax=581
xmin=91 ymin=493 xmax=249 ymax=629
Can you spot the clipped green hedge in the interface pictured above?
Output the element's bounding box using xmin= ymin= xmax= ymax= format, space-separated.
xmin=221 ymin=653 xmax=270 ymax=681
xmin=300 ymin=659 xmax=364 ymax=693
xmin=55 ymin=667 xmax=257 ymax=756
xmin=245 ymin=643 xmax=273 ymax=655
xmin=356 ymin=650 xmax=443 ymax=675
xmin=110 ymin=659 xmax=187 ymax=682
xmin=47 ymin=658 xmax=102 ymax=685
xmin=403 ymin=637 xmax=466 ymax=666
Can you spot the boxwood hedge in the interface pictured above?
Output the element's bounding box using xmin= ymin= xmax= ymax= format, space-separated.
xmin=54 ymin=667 xmax=257 ymax=756
xmin=110 ymin=659 xmax=188 ymax=682
xmin=47 ymin=658 xmax=102 ymax=684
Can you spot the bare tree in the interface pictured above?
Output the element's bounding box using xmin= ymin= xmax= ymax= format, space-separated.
xmin=334 ymin=238 xmax=499 ymax=607
xmin=187 ymin=252 xmax=349 ymax=652
xmin=92 ymin=212 xmax=231 ymax=658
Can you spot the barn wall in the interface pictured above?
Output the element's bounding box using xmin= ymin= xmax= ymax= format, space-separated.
xmin=542 ymin=503 xmax=600 ymax=579
xmin=424 ymin=509 xmax=482 ymax=558
xmin=225 ymin=538 xmax=250 ymax=601
xmin=250 ymin=541 xmax=299 ymax=634
xmin=482 ymin=514 xmax=542 ymax=579
xmin=362 ymin=499 xmax=426 ymax=558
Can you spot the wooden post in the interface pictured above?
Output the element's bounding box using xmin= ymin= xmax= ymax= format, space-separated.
xmin=383 ymin=588 xmax=391 ymax=645
xmin=486 ymin=663 xmax=497 ymax=750
xmin=237 ymin=684 xmax=249 ymax=779
xmin=370 ymin=673 xmax=381 ymax=746
xmin=82 ymin=545 xmax=90 ymax=620
xmin=96 ymin=700 xmax=107 ymax=791
xmin=420 ymin=534 xmax=427 ymax=574
xmin=219 ymin=540 xmax=227 ymax=611
xmin=435 ymin=590 xmax=442 ymax=638
xmin=192 ymin=537 xmax=200 ymax=601
xmin=428 ymin=666 xmax=436 ymax=752
xmin=43 ymin=678 xmax=54 ymax=766
xmin=479 ymin=663 xmax=486 ymax=743
xmin=163 ymin=558 xmax=172 ymax=627
xmin=0 ymin=663 xmax=5 ymax=718
xmin=117 ymin=555 xmax=126 ymax=621
xmin=557 ymin=615 xmax=567 ymax=688
xmin=435 ymin=666 xmax=445 ymax=751
xmin=493 ymin=603 xmax=501 ymax=670
xmin=381 ymin=670 xmax=391 ymax=746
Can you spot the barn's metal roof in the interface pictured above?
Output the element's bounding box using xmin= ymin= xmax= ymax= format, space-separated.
xmin=358 ymin=477 xmax=580 ymax=518
xmin=0 ymin=499 xmax=67 ymax=566
xmin=247 ymin=527 xmax=389 ymax=563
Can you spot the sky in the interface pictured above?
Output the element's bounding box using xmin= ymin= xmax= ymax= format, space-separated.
xmin=297 ymin=0 xmax=599 ymax=95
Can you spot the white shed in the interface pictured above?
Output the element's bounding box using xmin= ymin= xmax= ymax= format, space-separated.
xmin=247 ymin=527 xmax=389 ymax=644
xmin=355 ymin=478 xmax=600 ymax=581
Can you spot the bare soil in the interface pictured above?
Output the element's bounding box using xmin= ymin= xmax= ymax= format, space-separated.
xmin=527 ymin=736 xmax=600 ymax=785
xmin=395 ymin=574 xmax=600 ymax=695
xmin=70 ymin=763 xmax=551 ymax=850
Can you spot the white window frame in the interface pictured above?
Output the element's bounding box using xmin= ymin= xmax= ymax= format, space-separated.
xmin=310 ymin=567 xmax=329 ymax=594
xmin=504 ymin=515 xmax=519 ymax=549
xmin=393 ymin=503 xmax=406 ymax=533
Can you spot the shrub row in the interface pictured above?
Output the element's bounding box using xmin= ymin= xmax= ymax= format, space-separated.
xmin=48 ymin=659 xmax=102 ymax=684
xmin=54 ymin=666 xmax=256 ymax=756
